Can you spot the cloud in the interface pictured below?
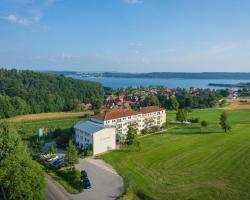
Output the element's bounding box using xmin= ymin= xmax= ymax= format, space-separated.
xmin=3 ymin=14 xmax=39 ymax=25
xmin=124 ymin=0 xmax=143 ymax=5
xmin=1 ymin=0 xmax=57 ymax=25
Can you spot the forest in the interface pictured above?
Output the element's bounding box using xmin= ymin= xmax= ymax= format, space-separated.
xmin=0 ymin=68 xmax=104 ymax=119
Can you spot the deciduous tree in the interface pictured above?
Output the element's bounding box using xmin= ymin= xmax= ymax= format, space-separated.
xmin=0 ymin=122 xmax=45 ymax=200
xmin=176 ymin=109 xmax=188 ymax=122
xmin=219 ymin=112 xmax=231 ymax=133
xmin=0 ymin=155 xmax=45 ymax=200
xmin=126 ymin=127 xmax=137 ymax=145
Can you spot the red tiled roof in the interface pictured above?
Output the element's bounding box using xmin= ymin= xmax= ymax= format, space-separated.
xmin=93 ymin=109 xmax=141 ymax=121
xmin=93 ymin=106 xmax=165 ymax=121
xmin=139 ymin=106 xmax=165 ymax=114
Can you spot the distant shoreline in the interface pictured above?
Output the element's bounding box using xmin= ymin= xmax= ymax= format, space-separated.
xmin=209 ymin=82 xmax=250 ymax=88
xmin=46 ymin=71 xmax=250 ymax=80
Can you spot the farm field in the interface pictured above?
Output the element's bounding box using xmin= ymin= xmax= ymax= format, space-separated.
xmin=7 ymin=111 xmax=92 ymax=122
xmin=100 ymin=109 xmax=250 ymax=200
xmin=224 ymin=98 xmax=250 ymax=110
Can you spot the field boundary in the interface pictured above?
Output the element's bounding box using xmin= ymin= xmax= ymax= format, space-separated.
xmin=6 ymin=111 xmax=93 ymax=123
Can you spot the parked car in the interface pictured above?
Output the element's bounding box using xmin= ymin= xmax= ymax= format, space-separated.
xmin=48 ymin=155 xmax=59 ymax=162
xmin=54 ymin=162 xmax=64 ymax=169
xmin=80 ymin=170 xmax=88 ymax=180
xmin=39 ymin=154 xmax=51 ymax=159
xmin=45 ymin=154 xmax=55 ymax=161
xmin=52 ymin=158 xmax=64 ymax=166
xmin=82 ymin=178 xmax=91 ymax=189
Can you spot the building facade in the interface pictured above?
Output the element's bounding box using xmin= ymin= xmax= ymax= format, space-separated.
xmin=74 ymin=106 xmax=166 ymax=154
xmin=74 ymin=120 xmax=116 ymax=155
xmin=91 ymin=106 xmax=166 ymax=140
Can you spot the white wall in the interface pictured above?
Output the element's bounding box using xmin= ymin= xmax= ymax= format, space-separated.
xmin=93 ymin=128 xmax=116 ymax=155
xmin=74 ymin=128 xmax=93 ymax=149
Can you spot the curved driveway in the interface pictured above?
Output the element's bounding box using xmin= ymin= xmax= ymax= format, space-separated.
xmin=45 ymin=158 xmax=124 ymax=200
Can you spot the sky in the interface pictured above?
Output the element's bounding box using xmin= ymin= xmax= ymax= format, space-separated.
xmin=0 ymin=0 xmax=250 ymax=72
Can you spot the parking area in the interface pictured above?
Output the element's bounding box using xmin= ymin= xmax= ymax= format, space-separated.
xmin=72 ymin=158 xmax=124 ymax=200
xmin=41 ymin=141 xmax=124 ymax=200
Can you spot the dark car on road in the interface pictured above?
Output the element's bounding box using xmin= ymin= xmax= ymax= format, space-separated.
xmin=82 ymin=178 xmax=91 ymax=189
xmin=80 ymin=170 xmax=88 ymax=180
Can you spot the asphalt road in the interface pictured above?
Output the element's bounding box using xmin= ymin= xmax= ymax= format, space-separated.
xmin=44 ymin=158 xmax=124 ymax=200
xmin=74 ymin=158 xmax=124 ymax=200
xmin=44 ymin=176 xmax=72 ymax=200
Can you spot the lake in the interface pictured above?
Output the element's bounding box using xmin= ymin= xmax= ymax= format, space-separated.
xmin=70 ymin=75 xmax=250 ymax=89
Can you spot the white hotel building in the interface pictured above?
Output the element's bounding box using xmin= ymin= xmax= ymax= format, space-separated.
xmin=74 ymin=106 xmax=166 ymax=155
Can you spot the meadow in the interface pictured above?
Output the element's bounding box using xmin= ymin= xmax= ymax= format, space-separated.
xmin=100 ymin=109 xmax=250 ymax=200
xmin=11 ymin=116 xmax=85 ymax=140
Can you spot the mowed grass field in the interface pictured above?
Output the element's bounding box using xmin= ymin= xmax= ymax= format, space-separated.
xmin=100 ymin=109 xmax=250 ymax=200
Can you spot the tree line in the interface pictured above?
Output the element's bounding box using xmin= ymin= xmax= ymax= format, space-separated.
xmin=0 ymin=122 xmax=45 ymax=200
xmin=0 ymin=68 xmax=104 ymax=119
xmin=142 ymin=88 xmax=225 ymax=110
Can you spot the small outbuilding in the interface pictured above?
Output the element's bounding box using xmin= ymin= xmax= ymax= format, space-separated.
xmin=74 ymin=120 xmax=116 ymax=155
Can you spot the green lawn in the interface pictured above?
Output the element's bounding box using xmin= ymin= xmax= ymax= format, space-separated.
xmin=100 ymin=109 xmax=250 ymax=200
xmin=12 ymin=116 xmax=85 ymax=140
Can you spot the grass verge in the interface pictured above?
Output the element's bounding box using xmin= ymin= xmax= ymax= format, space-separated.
xmin=47 ymin=168 xmax=83 ymax=194
xmin=99 ymin=109 xmax=250 ymax=200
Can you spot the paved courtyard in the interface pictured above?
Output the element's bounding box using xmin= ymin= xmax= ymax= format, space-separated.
xmin=45 ymin=158 xmax=124 ymax=200
xmin=73 ymin=158 xmax=124 ymax=200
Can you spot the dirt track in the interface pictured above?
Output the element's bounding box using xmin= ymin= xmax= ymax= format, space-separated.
xmin=7 ymin=111 xmax=93 ymax=122
xmin=224 ymin=98 xmax=250 ymax=110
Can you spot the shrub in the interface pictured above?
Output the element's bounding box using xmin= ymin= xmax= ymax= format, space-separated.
xmin=201 ymin=120 xmax=208 ymax=127
xmin=57 ymin=168 xmax=82 ymax=192
xmin=93 ymin=109 xmax=100 ymax=115
xmin=188 ymin=117 xmax=200 ymax=123
xmin=46 ymin=145 xmax=57 ymax=155
xmin=150 ymin=126 xmax=160 ymax=133
xmin=141 ymin=128 xmax=149 ymax=135
xmin=84 ymin=149 xmax=93 ymax=157
xmin=56 ymin=131 xmax=71 ymax=148
xmin=32 ymin=139 xmax=45 ymax=149
xmin=219 ymin=99 xmax=227 ymax=107
xmin=83 ymin=144 xmax=93 ymax=157
xmin=126 ymin=127 xmax=137 ymax=145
